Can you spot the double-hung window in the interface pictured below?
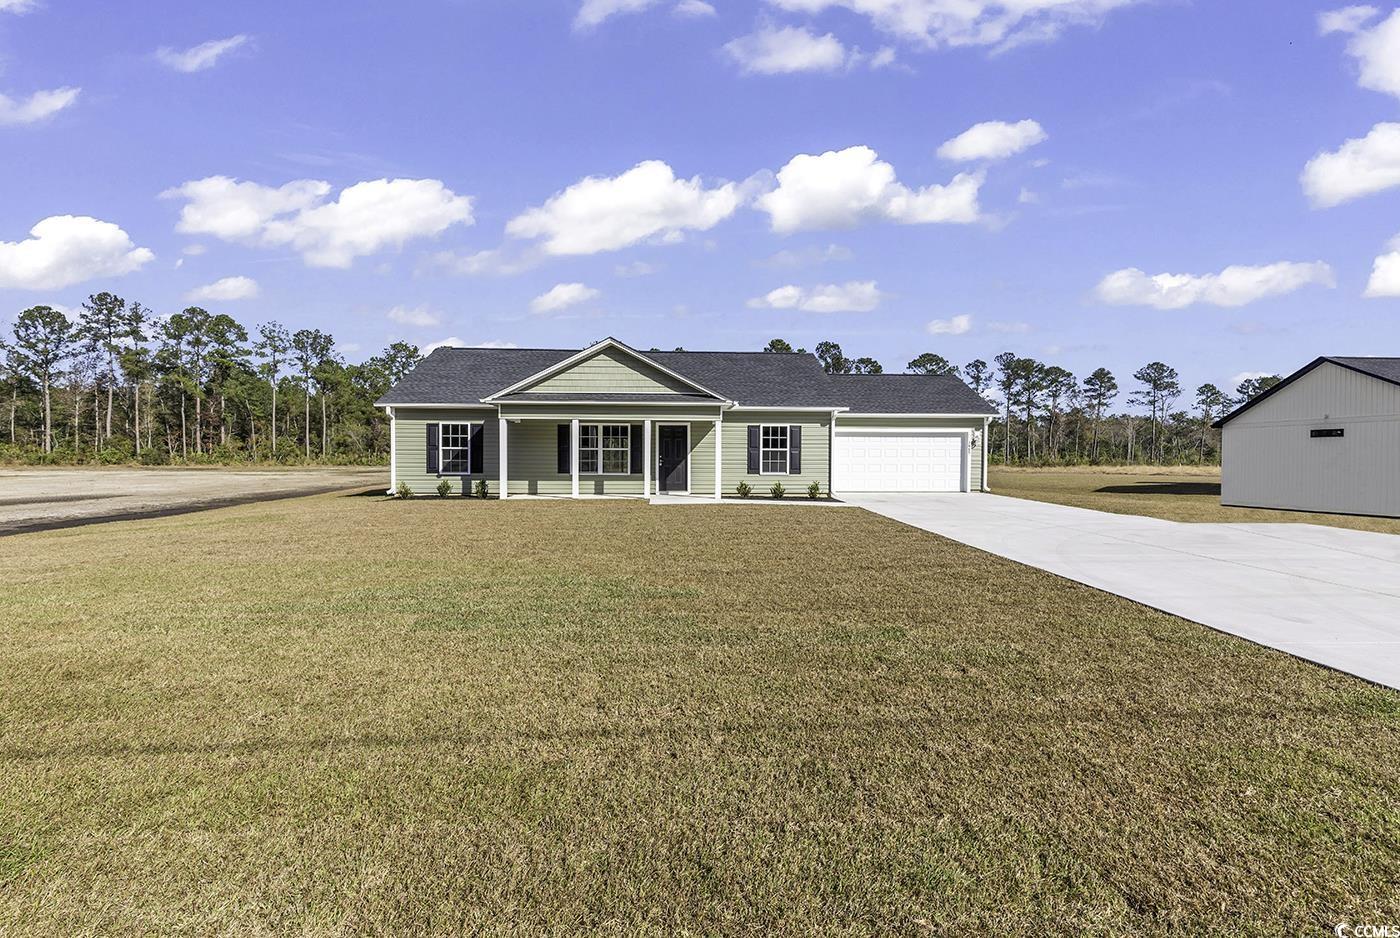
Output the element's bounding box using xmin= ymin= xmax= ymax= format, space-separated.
xmin=760 ymin=425 xmax=789 ymax=474
xmin=578 ymin=424 xmax=631 ymax=475
xmin=440 ymin=423 xmax=473 ymax=473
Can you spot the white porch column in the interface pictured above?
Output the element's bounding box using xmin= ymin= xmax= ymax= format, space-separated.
xmin=498 ymin=417 xmax=509 ymax=500
xmin=571 ymin=418 xmax=580 ymax=497
xmin=387 ymin=406 xmax=397 ymax=495
xmin=713 ymin=417 xmax=722 ymax=500
xmin=642 ymin=419 xmax=652 ymax=497
xmin=829 ymin=410 xmax=837 ymax=497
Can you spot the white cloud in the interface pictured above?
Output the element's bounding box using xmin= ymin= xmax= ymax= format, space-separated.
xmin=185 ymin=275 xmax=258 ymax=302
xmin=1318 ymin=5 xmax=1379 ymax=34
xmin=759 ymin=243 xmax=853 ymax=267
xmin=615 ymin=260 xmax=656 ymax=277
xmin=1337 ymin=7 xmax=1400 ymax=98
xmin=163 ymin=175 xmax=474 ymax=268
xmin=674 ymin=0 xmax=716 ymax=16
xmin=1301 ymin=122 xmax=1400 ymax=207
xmin=987 ymin=319 xmax=1030 ymax=333
xmin=575 ymin=0 xmax=658 ymax=28
xmin=421 ymin=336 xmax=466 ymax=355
xmin=507 ymin=160 xmax=741 ymax=255
xmin=1017 ymin=187 xmax=1039 ymax=204
xmin=869 ymin=46 xmax=898 ymax=67
xmin=531 ymin=282 xmax=601 ymax=313
xmin=762 ymin=0 xmax=1140 ymax=51
xmin=182 ymin=244 xmax=207 ymax=256
xmin=938 ymin=119 xmax=1047 ymax=161
xmin=1365 ymin=235 xmax=1400 ymax=297
xmin=0 ymin=0 xmax=35 ymax=13
xmin=156 ymin=35 xmax=251 ymax=73
xmin=428 ymin=246 xmax=539 ymax=277
xmin=0 ymin=87 xmax=80 ymax=126
xmin=747 ymin=280 xmax=882 ymax=312
xmin=0 ymin=215 xmax=154 ymax=290
xmin=1231 ymin=370 xmax=1275 ymax=387
xmin=1094 ymin=261 xmax=1335 ymax=309
xmin=926 ymin=314 xmax=972 ymax=335
xmin=723 ymin=25 xmax=849 ymax=74
xmin=755 ymin=145 xmax=982 ymax=232
xmin=472 ymin=340 xmax=520 ymax=349
xmin=387 ymin=305 xmax=441 ymax=327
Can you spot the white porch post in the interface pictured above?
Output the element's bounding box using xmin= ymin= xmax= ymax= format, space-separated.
xmin=571 ymin=418 xmax=580 ymax=497
xmin=498 ymin=417 xmax=509 ymax=500
xmin=387 ymin=406 xmax=397 ymax=495
xmin=642 ymin=419 xmax=652 ymax=497
xmin=829 ymin=410 xmax=837 ymax=497
xmin=713 ymin=416 xmax=722 ymax=500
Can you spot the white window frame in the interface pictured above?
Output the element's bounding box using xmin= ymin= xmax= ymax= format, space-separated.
xmin=759 ymin=424 xmax=789 ymax=475
xmin=439 ymin=422 xmax=478 ymax=475
xmin=578 ymin=423 xmax=632 ymax=476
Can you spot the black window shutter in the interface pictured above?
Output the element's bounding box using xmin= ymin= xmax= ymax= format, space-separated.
xmin=426 ymin=423 xmax=439 ymax=474
xmin=557 ymin=424 xmax=570 ymax=474
xmin=747 ymin=425 xmax=760 ymax=473
xmin=789 ymin=425 xmax=802 ymax=474
xmin=469 ymin=423 xmax=484 ymax=475
xmin=630 ymin=424 xmax=643 ymax=474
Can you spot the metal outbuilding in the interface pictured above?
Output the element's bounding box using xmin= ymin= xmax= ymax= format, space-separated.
xmin=1213 ymin=357 xmax=1400 ymax=518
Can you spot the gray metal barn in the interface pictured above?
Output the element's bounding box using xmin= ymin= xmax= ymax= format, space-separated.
xmin=1214 ymin=357 xmax=1400 ymax=518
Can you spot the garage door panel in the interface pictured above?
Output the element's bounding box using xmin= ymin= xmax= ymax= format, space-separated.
xmin=834 ymin=432 xmax=966 ymax=493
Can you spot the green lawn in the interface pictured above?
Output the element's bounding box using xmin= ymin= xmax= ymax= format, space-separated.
xmin=2 ymin=492 xmax=1398 ymax=933
xmin=991 ymin=465 xmax=1400 ymax=535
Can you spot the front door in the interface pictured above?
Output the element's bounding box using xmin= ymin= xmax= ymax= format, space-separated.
xmin=658 ymin=425 xmax=688 ymax=493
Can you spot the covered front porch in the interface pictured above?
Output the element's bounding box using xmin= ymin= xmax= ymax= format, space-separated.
xmin=496 ymin=403 xmax=725 ymax=500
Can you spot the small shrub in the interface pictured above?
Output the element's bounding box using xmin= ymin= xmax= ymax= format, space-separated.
xmin=473 ymin=479 xmax=489 ymax=499
xmin=769 ymin=481 xmax=786 ymax=499
xmin=436 ymin=478 xmax=452 ymax=497
xmin=395 ymin=480 xmax=413 ymax=499
xmin=806 ymin=481 xmax=822 ymax=499
xmin=735 ymin=480 xmax=752 ymax=498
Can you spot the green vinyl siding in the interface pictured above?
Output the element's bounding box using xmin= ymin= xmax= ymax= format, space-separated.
xmin=391 ymin=407 xmax=497 ymax=496
xmin=835 ymin=415 xmax=987 ymax=492
xmin=524 ymin=347 xmax=697 ymax=395
xmin=721 ymin=411 xmax=833 ymax=496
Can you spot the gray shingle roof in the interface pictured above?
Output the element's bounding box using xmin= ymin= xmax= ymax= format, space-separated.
xmin=1328 ymin=357 xmax=1400 ymax=385
xmin=376 ymin=342 xmax=996 ymax=415
xmin=827 ymin=374 xmax=998 ymax=415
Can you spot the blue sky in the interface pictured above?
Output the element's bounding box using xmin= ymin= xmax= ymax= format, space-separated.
xmin=1 ymin=0 xmax=1397 ymax=394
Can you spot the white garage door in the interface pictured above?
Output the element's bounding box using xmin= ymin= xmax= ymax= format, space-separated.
xmin=834 ymin=432 xmax=966 ymax=493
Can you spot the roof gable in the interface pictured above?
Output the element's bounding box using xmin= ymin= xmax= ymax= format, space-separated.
xmin=1214 ymin=356 xmax=1400 ymax=428
xmin=519 ymin=345 xmax=700 ymax=396
xmin=483 ymin=338 xmax=724 ymax=401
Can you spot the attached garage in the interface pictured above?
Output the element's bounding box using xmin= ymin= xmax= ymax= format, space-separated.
xmin=833 ymin=430 xmax=969 ymax=492
xmin=1214 ymin=356 xmax=1400 ymax=518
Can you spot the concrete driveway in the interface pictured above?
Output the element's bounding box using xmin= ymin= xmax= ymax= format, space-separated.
xmin=849 ymin=493 xmax=1400 ymax=690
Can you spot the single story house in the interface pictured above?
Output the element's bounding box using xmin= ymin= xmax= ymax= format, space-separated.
xmin=1213 ymin=356 xmax=1400 ymax=518
xmin=376 ymin=337 xmax=996 ymax=499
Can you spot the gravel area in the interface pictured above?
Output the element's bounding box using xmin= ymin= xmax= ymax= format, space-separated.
xmin=0 ymin=467 xmax=386 ymax=535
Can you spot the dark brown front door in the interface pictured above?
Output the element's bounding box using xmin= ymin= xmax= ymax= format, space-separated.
xmin=658 ymin=425 xmax=688 ymax=492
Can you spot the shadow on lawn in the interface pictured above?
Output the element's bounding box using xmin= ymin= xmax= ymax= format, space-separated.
xmin=1096 ymin=482 xmax=1222 ymax=497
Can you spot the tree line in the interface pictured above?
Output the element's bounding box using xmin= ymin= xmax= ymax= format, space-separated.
xmin=1 ymin=293 xmax=421 ymax=464
xmin=764 ymin=338 xmax=1281 ymax=466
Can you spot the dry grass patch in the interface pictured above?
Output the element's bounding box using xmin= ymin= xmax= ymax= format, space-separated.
xmin=1 ymin=493 xmax=1398 ymax=933
xmin=991 ymin=466 xmax=1400 ymax=535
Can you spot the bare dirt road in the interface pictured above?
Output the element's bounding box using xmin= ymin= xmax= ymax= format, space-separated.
xmin=0 ymin=467 xmax=386 ymax=536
